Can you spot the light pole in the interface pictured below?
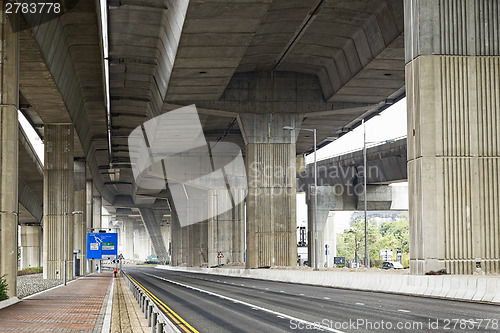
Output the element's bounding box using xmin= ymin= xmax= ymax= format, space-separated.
xmin=64 ymin=211 xmax=83 ymax=286
xmin=283 ymin=126 xmax=318 ymax=270
xmin=363 ymin=119 xmax=368 ymax=268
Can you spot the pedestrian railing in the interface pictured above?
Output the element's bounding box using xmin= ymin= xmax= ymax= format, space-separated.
xmin=122 ymin=273 xmax=182 ymax=333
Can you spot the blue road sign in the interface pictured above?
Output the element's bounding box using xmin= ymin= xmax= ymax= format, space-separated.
xmin=334 ymin=257 xmax=346 ymax=265
xmin=87 ymin=233 xmax=118 ymax=260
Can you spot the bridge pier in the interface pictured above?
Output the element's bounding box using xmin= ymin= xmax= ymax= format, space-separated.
xmin=43 ymin=124 xmax=75 ymax=280
xmin=406 ymin=0 xmax=500 ymax=274
xmin=139 ymin=208 xmax=169 ymax=264
xmin=0 ymin=4 xmax=19 ymax=298
xmin=20 ymin=226 xmax=42 ymax=269
xmin=122 ymin=218 xmax=135 ymax=261
xmin=73 ymin=160 xmax=86 ymax=276
xmin=239 ymin=114 xmax=302 ymax=268
xmin=306 ymin=185 xmax=356 ymax=268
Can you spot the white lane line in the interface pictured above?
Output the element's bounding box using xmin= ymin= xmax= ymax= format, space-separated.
xmin=299 ymin=294 xmax=305 ymax=296
xmin=323 ymin=297 xmax=330 ymax=300
xmin=355 ymin=303 xmax=365 ymax=306
xmin=398 ymin=309 xmax=411 ymax=313
xmin=144 ymin=273 xmax=345 ymax=333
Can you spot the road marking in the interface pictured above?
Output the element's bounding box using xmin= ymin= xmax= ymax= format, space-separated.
xmin=280 ymin=290 xmax=285 ymax=293
xmin=323 ymin=297 xmax=330 ymax=300
xmin=128 ymin=275 xmax=199 ymax=333
xmin=300 ymin=294 xmax=305 ymax=296
xmin=144 ymin=273 xmax=345 ymax=333
xmin=398 ymin=309 xmax=411 ymax=313
xmin=355 ymin=303 xmax=364 ymax=306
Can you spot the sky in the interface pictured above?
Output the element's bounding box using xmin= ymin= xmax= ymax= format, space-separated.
xmin=306 ymin=98 xmax=407 ymax=163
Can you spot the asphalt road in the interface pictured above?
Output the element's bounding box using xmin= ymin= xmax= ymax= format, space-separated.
xmin=124 ymin=267 xmax=500 ymax=333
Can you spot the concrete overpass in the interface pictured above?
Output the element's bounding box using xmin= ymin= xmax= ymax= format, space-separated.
xmin=0 ymin=0 xmax=499 ymax=300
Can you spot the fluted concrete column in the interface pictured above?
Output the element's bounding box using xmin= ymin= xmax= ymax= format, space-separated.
xmin=207 ymin=189 xmax=245 ymax=267
xmin=93 ymin=195 xmax=102 ymax=229
xmin=0 ymin=2 xmax=18 ymax=298
xmin=85 ymin=178 xmax=93 ymax=273
xmin=406 ymin=0 xmax=500 ymax=274
xmin=122 ymin=218 xmax=135 ymax=260
xmin=73 ymin=160 xmax=86 ymax=276
xmin=43 ymin=125 xmax=74 ymax=280
xmin=170 ymin=212 xmax=184 ymax=266
xmin=133 ymin=223 xmax=151 ymax=261
xmin=238 ymin=114 xmax=302 ymax=268
xmin=20 ymin=226 xmax=41 ymax=269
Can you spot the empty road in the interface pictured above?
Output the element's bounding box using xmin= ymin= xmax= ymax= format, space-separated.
xmin=124 ymin=267 xmax=499 ymax=333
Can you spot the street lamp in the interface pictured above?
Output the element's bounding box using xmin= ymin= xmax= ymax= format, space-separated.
xmin=362 ymin=118 xmax=396 ymax=268
xmin=64 ymin=211 xmax=83 ymax=286
xmin=283 ymin=126 xmax=319 ymax=270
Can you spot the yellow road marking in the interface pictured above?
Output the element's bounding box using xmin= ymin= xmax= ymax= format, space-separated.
xmin=128 ymin=274 xmax=199 ymax=333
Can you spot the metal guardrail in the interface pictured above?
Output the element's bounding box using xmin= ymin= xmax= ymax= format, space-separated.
xmin=122 ymin=273 xmax=182 ymax=333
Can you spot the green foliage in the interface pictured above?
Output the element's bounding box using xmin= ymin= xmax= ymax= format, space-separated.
xmin=336 ymin=213 xmax=410 ymax=268
xmin=17 ymin=267 xmax=43 ymax=276
xmin=0 ymin=274 xmax=8 ymax=301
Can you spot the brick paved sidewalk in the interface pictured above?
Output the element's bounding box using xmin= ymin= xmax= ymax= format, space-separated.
xmin=0 ymin=272 xmax=113 ymax=332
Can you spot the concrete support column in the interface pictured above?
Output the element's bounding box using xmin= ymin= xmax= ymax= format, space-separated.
xmin=43 ymin=125 xmax=74 ymax=280
xmin=93 ymin=195 xmax=102 ymax=229
xmin=133 ymin=223 xmax=151 ymax=261
xmin=139 ymin=208 xmax=169 ymax=264
xmin=170 ymin=212 xmax=183 ymax=266
xmin=0 ymin=3 xmax=18 ymax=298
xmin=122 ymin=218 xmax=135 ymax=260
xmin=207 ymin=189 xmax=245 ymax=267
xmin=160 ymin=218 xmax=171 ymax=263
xmin=73 ymin=160 xmax=86 ymax=276
xmin=85 ymin=178 xmax=93 ymax=273
xmin=238 ymin=114 xmax=302 ymax=268
xmin=20 ymin=226 xmax=41 ymax=269
xmin=406 ymin=0 xmax=500 ymax=274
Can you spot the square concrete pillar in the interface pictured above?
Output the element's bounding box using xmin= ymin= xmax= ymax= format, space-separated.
xmin=20 ymin=225 xmax=41 ymax=269
xmin=406 ymin=0 xmax=500 ymax=274
xmin=0 ymin=4 xmax=19 ymax=298
xmin=43 ymin=124 xmax=75 ymax=280
xmin=238 ymin=113 xmax=302 ymax=268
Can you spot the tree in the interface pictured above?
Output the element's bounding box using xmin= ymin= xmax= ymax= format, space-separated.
xmin=337 ymin=213 xmax=410 ymax=268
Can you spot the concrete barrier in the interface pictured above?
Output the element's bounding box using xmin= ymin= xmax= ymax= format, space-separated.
xmin=472 ymin=278 xmax=487 ymax=301
xmin=446 ymin=276 xmax=460 ymax=299
xmin=463 ymin=277 xmax=477 ymax=301
xmin=481 ymin=278 xmax=498 ymax=303
xmin=492 ymin=279 xmax=500 ymax=304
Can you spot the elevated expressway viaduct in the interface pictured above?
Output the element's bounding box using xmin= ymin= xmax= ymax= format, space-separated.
xmin=0 ymin=0 xmax=499 ymax=301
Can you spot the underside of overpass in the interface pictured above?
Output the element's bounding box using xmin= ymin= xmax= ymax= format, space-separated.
xmin=0 ymin=0 xmax=499 ymax=298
